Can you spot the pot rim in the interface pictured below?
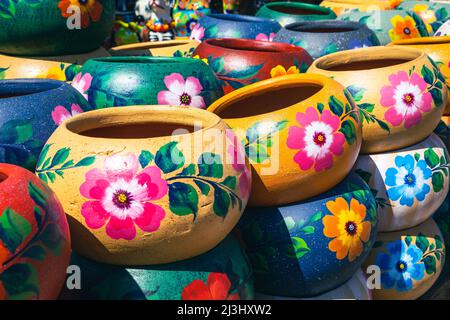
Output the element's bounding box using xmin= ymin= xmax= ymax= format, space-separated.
xmin=199 ymin=38 xmax=308 ymax=55
xmin=85 ymin=56 xmax=202 ymax=66
xmin=109 ymin=38 xmax=198 ymax=54
xmin=283 ymin=19 xmax=365 ymax=33
xmin=205 ymin=13 xmax=277 ymax=24
xmin=321 ymin=0 xmax=391 ymax=4
xmin=262 ymin=1 xmax=335 ymax=16
xmin=0 ymin=78 xmax=66 ymax=101
xmin=389 ymin=35 xmax=450 ymax=46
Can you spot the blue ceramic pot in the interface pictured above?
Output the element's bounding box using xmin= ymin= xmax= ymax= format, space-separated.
xmin=59 ymin=235 xmax=254 ymax=300
xmin=237 ymin=172 xmax=378 ymax=298
xmin=274 ymin=20 xmax=380 ymax=59
xmin=196 ymin=14 xmax=281 ymax=40
xmin=0 ymin=79 xmax=90 ymax=171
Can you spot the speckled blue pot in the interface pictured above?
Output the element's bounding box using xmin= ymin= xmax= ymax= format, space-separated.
xmin=274 ymin=20 xmax=380 ymax=59
xmin=59 ymin=235 xmax=254 ymax=300
xmin=237 ymin=172 xmax=378 ymax=298
xmin=0 ymin=79 xmax=90 ymax=171
xmin=196 ymin=14 xmax=281 ymax=40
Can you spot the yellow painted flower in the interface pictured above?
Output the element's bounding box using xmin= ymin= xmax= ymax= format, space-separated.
xmin=270 ymin=65 xmax=299 ymax=78
xmin=193 ymin=55 xmax=209 ymax=65
xmin=413 ymin=4 xmax=436 ymax=33
xmin=323 ymin=197 xmax=372 ymax=262
xmin=389 ymin=15 xmax=420 ymax=41
xmin=38 ymin=66 xmax=66 ymax=81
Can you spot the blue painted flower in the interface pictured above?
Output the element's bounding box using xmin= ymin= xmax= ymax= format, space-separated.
xmin=385 ymin=155 xmax=432 ymax=207
xmin=376 ymin=240 xmax=426 ymax=292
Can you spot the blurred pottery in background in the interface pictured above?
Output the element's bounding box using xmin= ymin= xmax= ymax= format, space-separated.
xmin=192 ymin=38 xmax=313 ymax=93
xmin=109 ymin=38 xmax=200 ymax=58
xmin=398 ymin=0 xmax=450 ymax=33
xmin=320 ymin=0 xmax=397 ymax=15
xmin=308 ymin=46 xmax=447 ymax=154
xmin=435 ymin=19 xmax=450 ymax=36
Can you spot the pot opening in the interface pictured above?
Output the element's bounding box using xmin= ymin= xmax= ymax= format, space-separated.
xmin=215 ymin=84 xmax=322 ymax=119
xmin=286 ymin=22 xmax=358 ymax=33
xmin=268 ymin=4 xmax=328 ymax=15
xmin=208 ymin=13 xmax=270 ymax=23
xmin=0 ymin=80 xmax=62 ymax=99
xmin=0 ymin=172 xmax=7 ymax=183
xmin=92 ymin=57 xmax=184 ymax=64
xmin=119 ymin=42 xmax=191 ymax=51
xmin=206 ymin=39 xmax=296 ymax=53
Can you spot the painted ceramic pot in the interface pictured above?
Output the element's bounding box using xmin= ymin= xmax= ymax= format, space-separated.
xmin=308 ymin=47 xmax=448 ymax=154
xmin=435 ymin=19 xmax=450 ymax=36
xmin=192 ymin=38 xmax=313 ymax=94
xmin=274 ymin=20 xmax=380 ymax=59
xmin=254 ymin=269 xmax=372 ymax=300
xmin=320 ymin=0 xmax=396 ymax=15
xmin=109 ymin=38 xmax=200 ymax=58
xmin=195 ymin=14 xmax=281 ymax=40
xmin=59 ymin=234 xmax=254 ymax=300
xmin=0 ymin=79 xmax=91 ymax=171
xmin=389 ymin=36 xmax=450 ymax=115
xmin=172 ymin=0 xmax=211 ymax=37
xmin=338 ymin=9 xmax=429 ymax=45
xmin=256 ymin=2 xmax=337 ymax=27
xmin=79 ymin=56 xmax=224 ymax=109
xmin=364 ymin=218 xmax=445 ymax=300
xmin=398 ymin=0 xmax=450 ymax=33
xmin=237 ymin=172 xmax=378 ymax=297
xmin=353 ymin=133 xmax=450 ymax=232
xmin=208 ymin=74 xmax=362 ymax=206
xmin=0 ymin=47 xmax=110 ymax=82
xmin=0 ymin=163 xmax=71 ymax=300
xmin=0 ymin=0 xmax=115 ymax=56
xmin=35 ymin=106 xmax=251 ymax=265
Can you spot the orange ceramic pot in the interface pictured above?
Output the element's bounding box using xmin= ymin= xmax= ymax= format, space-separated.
xmin=308 ymin=46 xmax=448 ymax=154
xmin=109 ymin=38 xmax=200 ymax=58
xmin=320 ymin=0 xmax=396 ymax=15
xmin=208 ymin=74 xmax=362 ymax=206
xmin=389 ymin=36 xmax=450 ymax=115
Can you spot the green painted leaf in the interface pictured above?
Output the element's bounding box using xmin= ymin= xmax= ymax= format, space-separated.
xmin=74 ymin=156 xmax=96 ymax=167
xmin=358 ymin=103 xmax=375 ymax=112
xmin=300 ymin=226 xmax=315 ymax=235
xmin=40 ymin=223 xmax=64 ymax=256
xmin=246 ymin=144 xmax=269 ymax=163
xmin=414 ymin=153 xmax=420 ymax=162
xmin=309 ymin=211 xmax=322 ymax=223
xmin=213 ymin=185 xmax=230 ymax=218
xmin=181 ymin=164 xmax=196 ymax=176
xmin=226 ymin=64 xmax=263 ymax=80
xmin=33 ymin=207 xmax=43 ymax=229
xmin=0 ymin=66 xmax=9 ymax=79
xmin=424 ymin=255 xmax=437 ymax=275
xmin=339 ymin=120 xmax=356 ymax=145
xmin=0 ymin=208 xmax=32 ymax=253
xmin=168 ymin=182 xmax=198 ymax=217
xmin=329 ymin=96 xmax=344 ymax=116
xmin=138 ymin=150 xmax=154 ymax=168
xmin=375 ymin=118 xmax=390 ymax=133
xmin=28 ymin=182 xmax=47 ymax=209
xmin=405 ymin=235 xmax=413 ymax=246
xmin=22 ymin=245 xmax=46 ymax=261
xmin=50 ymin=148 xmax=70 ymax=168
xmin=432 ymin=171 xmax=444 ymax=192
xmin=355 ymin=168 xmax=372 ymax=185
xmin=346 ymin=85 xmax=366 ymax=102
xmin=416 ymin=233 xmax=430 ymax=253
xmin=37 ymin=173 xmax=48 ymax=184
xmin=430 ymin=87 xmax=444 ymax=107
xmin=317 ymin=102 xmax=325 ymax=113
xmin=287 ymin=236 xmax=310 ymax=260
xmin=208 ymin=55 xmax=225 ymax=73
xmin=284 ymin=216 xmax=296 ymax=231
xmin=425 ymin=148 xmax=440 ymax=168
xmin=222 ymin=176 xmax=237 ymax=190
xmin=0 ymin=263 xmax=39 ymax=299
xmin=198 ymin=153 xmax=223 ymax=178
xmin=422 ymin=65 xmax=435 ymax=85
xmin=194 ymin=180 xmax=210 ymax=196
xmin=250 ymin=253 xmax=270 ymax=274
xmin=36 ymin=144 xmax=51 ymax=168
xmin=46 ymin=172 xmax=56 ymax=183
xmin=155 ymin=142 xmax=185 ymax=174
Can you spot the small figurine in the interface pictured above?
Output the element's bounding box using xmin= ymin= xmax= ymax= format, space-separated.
xmin=135 ymin=0 xmax=176 ymax=41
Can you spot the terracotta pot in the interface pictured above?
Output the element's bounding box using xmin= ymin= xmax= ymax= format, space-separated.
xmin=308 ymin=46 xmax=447 ymax=154
xmin=353 ymin=133 xmax=449 ymax=232
xmin=192 ymin=38 xmax=313 ymax=94
xmin=389 ymin=36 xmax=450 ymax=115
xmin=35 ymin=106 xmax=251 ymax=265
xmin=0 ymin=47 xmax=110 ymax=82
xmin=364 ymin=218 xmax=445 ymax=300
xmin=256 ymin=1 xmax=337 ymax=27
xmin=338 ymin=9 xmax=429 ymax=45
xmin=274 ymin=20 xmax=380 ymax=59
xmin=398 ymin=0 xmax=450 ymax=33
xmin=0 ymin=79 xmax=91 ymax=171
xmin=109 ymin=38 xmax=200 ymax=58
xmin=208 ymin=74 xmax=362 ymax=206
xmin=435 ymin=19 xmax=450 ymax=36
xmin=0 ymin=163 xmax=71 ymax=300
xmin=195 ymin=14 xmax=281 ymax=40
xmin=0 ymin=0 xmax=115 ymax=56
xmin=58 ymin=234 xmax=254 ymax=300
xmin=320 ymin=0 xmax=396 ymax=15
xmin=254 ymin=269 xmax=372 ymax=300
xmin=79 ymin=56 xmax=224 ymax=109
xmin=237 ymin=172 xmax=378 ymax=297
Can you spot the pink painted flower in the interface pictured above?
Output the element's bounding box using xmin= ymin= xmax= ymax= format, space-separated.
xmin=190 ymin=24 xmax=205 ymax=42
xmin=157 ymin=73 xmax=206 ymax=108
xmin=51 ymin=103 xmax=84 ymax=126
xmin=71 ymin=72 xmax=92 ymax=100
xmin=287 ymin=107 xmax=345 ymax=172
xmin=255 ymin=32 xmax=275 ymax=42
xmin=79 ymin=153 xmax=168 ymax=240
xmin=380 ymin=71 xmax=433 ymax=128
xmin=226 ymin=130 xmax=251 ymax=199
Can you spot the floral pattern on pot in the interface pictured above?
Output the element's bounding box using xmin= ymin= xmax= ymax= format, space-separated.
xmin=181 ymin=272 xmax=240 ymax=300
xmin=255 ymin=32 xmax=275 ymax=42
xmin=51 ymin=104 xmax=84 ymax=126
xmin=270 ymin=65 xmax=299 ymax=78
xmin=71 ymin=72 xmax=92 ymax=100
xmin=389 ymin=15 xmax=420 ymax=41
xmin=58 ymin=0 xmax=103 ymax=29
xmin=157 ymin=73 xmax=206 ymax=108
xmin=399 ymin=1 xmax=450 ymax=33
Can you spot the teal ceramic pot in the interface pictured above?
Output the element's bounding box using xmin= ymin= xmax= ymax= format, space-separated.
xmin=79 ymin=56 xmax=224 ymax=109
xmin=256 ymin=1 xmax=337 ymax=27
xmin=274 ymin=20 xmax=380 ymax=59
xmin=0 ymin=0 xmax=115 ymax=56
xmin=59 ymin=235 xmax=254 ymax=300
xmin=236 ymin=172 xmax=378 ymax=298
xmin=338 ymin=9 xmax=429 ymax=45
xmin=398 ymin=0 xmax=450 ymax=33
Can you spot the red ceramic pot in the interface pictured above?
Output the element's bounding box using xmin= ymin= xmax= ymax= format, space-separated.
xmin=0 ymin=164 xmax=70 ymax=300
xmin=193 ymin=38 xmax=313 ymax=93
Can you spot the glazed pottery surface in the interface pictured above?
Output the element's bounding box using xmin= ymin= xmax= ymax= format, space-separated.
xmin=0 ymin=47 xmax=110 ymax=82
xmin=274 ymin=20 xmax=380 ymax=59
xmin=195 ymin=14 xmax=281 ymax=40
xmin=79 ymin=56 xmax=224 ymax=109
xmin=353 ymin=133 xmax=449 ymax=232
xmin=0 ymin=164 xmax=71 ymax=300
xmin=398 ymin=0 xmax=450 ymax=33
xmin=0 ymin=0 xmax=115 ymax=56
xmin=35 ymin=106 xmax=251 ymax=265
xmin=435 ymin=19 xmax=450 ymax=36
xmin=389 ymin=36 xmax=450 ymax=115
xmin=208 ymin=74 xmax=362 ymax=206
xmin=338 ymin=9 xmax=429 ymax=45
xmin=59 ymin=234 xmax=254 ymax=300
xmin=308 ymin=47 xmax=447 ymax=154
xmin=320 ymin=0 xmax=395 ymax=15
xmin=0 ymin=79 xmax=91 ymax=171
xmin=109 ymin=38 xmax=200 ymax=58
xmin=364 ymin=218 xmax=445 ymax=300
xmin=256 ymin=1 xmax=337 ymax=27
xmin=192 ymin=38 xmax=313 ymax=94
xmin=237 ymin=172 xmax=378 ymax=297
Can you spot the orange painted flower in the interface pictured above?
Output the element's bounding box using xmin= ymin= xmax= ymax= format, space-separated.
xmin=37 ymin=66 xmax=66 ymax=81
xmin=270 ymin=65 xmax=300 ymax=78
xmin=58 ymin=0 xmax=103 ymax=29
xmin=181 ymin=273 xmax=239 ymax=300
xmin=323 ymin=197 xmax=371 ymax=262
xmin=389 ymin=15 xmax=420 ymax=41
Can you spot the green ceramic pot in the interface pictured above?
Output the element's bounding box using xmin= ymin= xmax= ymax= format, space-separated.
xmin=0 ymin=0 xmax=115 ymax=56
xmin=256 ymin=1 xmax=337 ymax=27
xmin=398 ymin=0 xmax=450 ymax=33
xmin=59 ymin=235 xmax=254 ymax=300
xmin=79 ymin=56 xmax=224 ymax=109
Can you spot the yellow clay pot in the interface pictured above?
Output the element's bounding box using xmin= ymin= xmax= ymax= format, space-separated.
xmin=208 ymin=74 xmax=362 ymax=207
xmin=109 ymin=38 xmax=200 ymax=58
xmin=320 ymin=0 xmax=395 ymax=15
